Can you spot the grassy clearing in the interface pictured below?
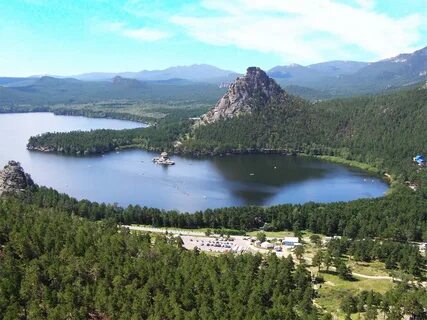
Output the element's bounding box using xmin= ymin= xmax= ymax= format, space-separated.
xmin=131 ymin=224 xmax=210 ymax=234
xmin=246 ymin=230 xmax=294 ymax=238
xmin=316 ymin=272 xmax=394 ymax=318
xmin=246 ymin=229 xmax=319 ymax=239
xmin=316 ymin=155 xmax=381 ymax=174
xmin=346 ymin=259 xmax=390 ymax=277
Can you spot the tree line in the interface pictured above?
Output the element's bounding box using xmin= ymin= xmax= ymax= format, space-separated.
xmin=20 ymin=185 xmax=427 ymax=242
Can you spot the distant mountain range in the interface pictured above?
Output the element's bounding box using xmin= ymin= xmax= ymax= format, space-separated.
xmin=272 ymin=46 xmax=427 ymax=97
xmin=74 ymin=64 xmax=240 ymax=83
xmin=0 ymin=75 xmax=225 ymax=106
xmin=0 ymin=46 xmax=426 ymax=100
xmin=269 ymin=61 xmax=368 ymax=82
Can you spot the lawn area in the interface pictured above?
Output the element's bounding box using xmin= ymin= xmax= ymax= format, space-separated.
xmin=246 ymin=230 xmax=294 ymax=238
xmin=346 ymin=259 xmax=390 ymax=277
xmin=246 ymin=229 xmax=319 ymax=239
xmin=316 ymin=272 xmax=394 ymax=318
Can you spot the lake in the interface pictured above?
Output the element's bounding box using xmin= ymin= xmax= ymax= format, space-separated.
xmin=0 ymin=112 xmax=389 ymax=211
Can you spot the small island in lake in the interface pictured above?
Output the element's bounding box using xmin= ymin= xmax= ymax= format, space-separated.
xmin=153 ymin=152 xmax=175 ymax=165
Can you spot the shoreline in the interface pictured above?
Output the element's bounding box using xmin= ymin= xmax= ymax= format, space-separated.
xmin=314 ymin=155 xmax=381 ymax=174
xmin=26 ymin=139 xmax=392 ymax=182
xmin=15 ymin=111 xmax=396 ymax=191
xmin=0 ymin=108 xmax=152 ymax=124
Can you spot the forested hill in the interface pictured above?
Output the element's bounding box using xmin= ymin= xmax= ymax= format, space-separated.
xmin=0 ymin=197 xmax=316 ymax=319
xmin=184 ymin=83 xmax=427 ymax=181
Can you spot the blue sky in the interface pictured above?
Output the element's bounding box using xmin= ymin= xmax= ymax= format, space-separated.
xmin=1 ymin=0 xmax=426 ymax=76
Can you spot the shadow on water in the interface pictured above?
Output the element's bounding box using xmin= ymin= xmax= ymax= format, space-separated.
xmin=209 ymin=154 xmax=330 ymax=204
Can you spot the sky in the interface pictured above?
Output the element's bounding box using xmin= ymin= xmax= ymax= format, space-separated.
xmin=1 ymin=0 xmax=427 ymax=76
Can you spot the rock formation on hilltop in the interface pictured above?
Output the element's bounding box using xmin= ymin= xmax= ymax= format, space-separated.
xmin=112 ymin=76 xmax=144 ymax=87
xmin=0 ymin=161 xmax=34 ymax=196
xmin=199 ymin=67 xmax=287 ymax=124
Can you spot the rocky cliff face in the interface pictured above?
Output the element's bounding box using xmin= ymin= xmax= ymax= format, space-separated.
xmin=199 ymin=67 xmax=287 ymax=124
xmin=0 ymin=161 xmax=34 ymax=196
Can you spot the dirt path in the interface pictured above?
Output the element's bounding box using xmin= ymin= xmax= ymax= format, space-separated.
xmin=325 ymin=266 xmax=395 ymax=281
xmin=351 ymin=272 xmax=394 ymax=280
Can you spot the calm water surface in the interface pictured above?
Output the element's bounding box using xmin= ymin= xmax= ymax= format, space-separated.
xmin=0 ymin=113 xmax=388 ymax=211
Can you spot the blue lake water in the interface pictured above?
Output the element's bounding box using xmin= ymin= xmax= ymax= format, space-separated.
xmin=0 ymin=112 xmax=389 ymax=211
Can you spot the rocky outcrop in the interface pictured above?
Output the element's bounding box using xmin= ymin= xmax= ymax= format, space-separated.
xmin=0 ymin=161 xmax=34 ymax=196
xmin=199 ymin=67 xmax=287 ymax=124
xmin=112 ymin=76 xmax=144 ymax=87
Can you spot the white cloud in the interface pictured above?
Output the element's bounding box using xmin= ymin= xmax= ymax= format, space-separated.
xmin=171 ymin=0 xmax=424 ymax=63
xmin=100 ymin=21 xmax=170 ymax=42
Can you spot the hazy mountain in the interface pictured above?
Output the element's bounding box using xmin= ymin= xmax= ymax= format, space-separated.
xmin=308 ymin=61 xmax=369 ymax=76
xmin=1 ymin=46 xmax=426 ymax=101
xmin=344 ymin=46 xmax=427 ymax=86
xmin=0 ymin=77 xmax=41 ymax=87
xmin=268 ymin=64 xmax=317 ymax=80
xmin=72 ymin=72 xmax=118 ymax=82
xmin=0 ymin=77 xmax=29 ymax=86
xmin=268 ymin=46 xmax=427 ymax=97
xmin=0 ymin=76 xmax=225 ymax=106
xmin=75 ymin=64 xmax=240 ymax=83
xmin=267 ymin=61 xmax=368 ymax=86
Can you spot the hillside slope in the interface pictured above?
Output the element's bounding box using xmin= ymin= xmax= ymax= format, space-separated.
xmin=185 ymin=70 xmax=427 ymax=180
xmin=269 ymin=46 xmax=427 ymax=97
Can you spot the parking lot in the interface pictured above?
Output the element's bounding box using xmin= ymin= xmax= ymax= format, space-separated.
xmin=181 ymin=235 xmax=252 ymax=253
xmin=125 ymin=225 xmax=297 ymax=257
xmin=181 ymin=235 xmax=295 ymax=258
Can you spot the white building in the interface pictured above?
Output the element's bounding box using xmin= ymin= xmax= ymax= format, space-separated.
xmin=282 ymin=237 xmax=299 ymax=247
xmin=261 ymin=241 xmax=274 ymax=249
